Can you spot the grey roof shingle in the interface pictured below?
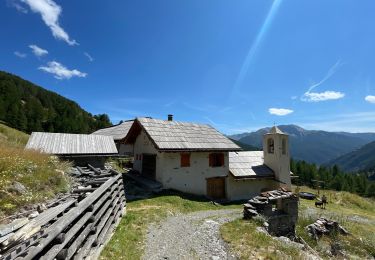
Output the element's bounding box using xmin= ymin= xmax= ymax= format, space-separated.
xmin=91 ymin=120 xmax=134 ymax=140
xmin=26 ymin=132 xmax=118 ymax=155
xmin=229 ymin=151 xmax=274 ymax=178
xmin=132 ymin=117 xmax=241 ymax=151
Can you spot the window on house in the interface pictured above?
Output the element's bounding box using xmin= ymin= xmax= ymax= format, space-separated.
xmin=209 ymin=153 xmax=224 ymax=167
xmin=267 ymin=138 xmax=274 ymax=154
xmin=180 ymin=153 xmax=190 ymax=167
xmin=282 ymin=138 xmax=286 ymax=155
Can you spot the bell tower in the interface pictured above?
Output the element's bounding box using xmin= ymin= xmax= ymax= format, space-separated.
xmin=263 ymin=126 xmax=291 ymax=189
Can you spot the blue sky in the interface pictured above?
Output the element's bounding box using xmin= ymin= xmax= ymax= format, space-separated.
xmin=2 ymin=0 xmax=375 ymax=134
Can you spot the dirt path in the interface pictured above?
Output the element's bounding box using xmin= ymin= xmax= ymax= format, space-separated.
xmin=143 ymin=209 xmax=242 ymax=260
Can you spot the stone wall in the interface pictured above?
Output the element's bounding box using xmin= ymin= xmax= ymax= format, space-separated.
xmin=243 ymin=188 xmax=298 ymax=237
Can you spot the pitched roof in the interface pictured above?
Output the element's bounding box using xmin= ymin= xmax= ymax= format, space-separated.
xmin=229 ymin=151 xmax=274 ymax=178
xmin=267 ymin=126 xmax=286 ymax=135
xmin=26 ymin=132 xmax=118 ymax=155
xmin=124 ymin=117 xmax=241 ymax=151
xmin=92 ymin=120 xmax=134 ymax=140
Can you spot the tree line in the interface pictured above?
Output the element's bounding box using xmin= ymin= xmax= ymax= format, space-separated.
xmin=291 ymin=159 xmax=375 ymax=197
xmin=0 ymin=71 xmax=112 ymax=134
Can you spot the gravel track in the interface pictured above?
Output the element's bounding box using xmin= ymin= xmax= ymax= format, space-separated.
xmin=143 ymin=209 xmax=242 ymax=260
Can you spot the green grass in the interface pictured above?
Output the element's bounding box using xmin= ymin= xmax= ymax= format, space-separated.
xmin=221 ymin=218 xmax=302 ymax=259
xmin=221 ymin=186 xmax=375 ymax=259
xmin=100 ymin=191 xmax=240 ymax=259
xmin=0 ymin=122 xmax=29 ymax=147
xmin=0 ymin=123 xmax=72 ymax=220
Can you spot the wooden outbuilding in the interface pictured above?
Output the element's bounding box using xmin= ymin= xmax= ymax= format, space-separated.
xmin=25 ymin=132 xmax=118 ymax=167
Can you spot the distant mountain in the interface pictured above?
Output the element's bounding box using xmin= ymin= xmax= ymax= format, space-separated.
xmin=0 ymin=71 xmax=112 ymax=133
xmin=327 ymin=141 xmax=375 ymax=172
xmin=229 ymin=125 xmax=375 ymax=164
xmin=229 ymin=138 xmax=260 ymax=151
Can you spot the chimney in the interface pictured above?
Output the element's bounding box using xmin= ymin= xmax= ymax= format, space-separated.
xmin=168 ymin=114 xmax=173 ymax=121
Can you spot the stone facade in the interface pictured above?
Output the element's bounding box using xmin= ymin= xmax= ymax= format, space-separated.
xmin=243 ymin=189 xmax=299 ymax=237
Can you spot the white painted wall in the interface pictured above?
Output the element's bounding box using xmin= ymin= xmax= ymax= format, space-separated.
xmin=226 ymin=175 xmax=279 ymax=201
xmin=117 ymin=143 xmax=133 ymax=155
xmin=158 ymin=152 xmax=229 ymax=195
xmin=133 ymin=129 xmax=229 ymax=196
xmin=263 ymin=133 xmax=292 ymax=189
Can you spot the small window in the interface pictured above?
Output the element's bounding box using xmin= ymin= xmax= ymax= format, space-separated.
xmin=282 ymin=138 xmax=286 ymax=155
xmin=267 ymin=138 xmax=274 ymax=154
xmin=180 ymin=153 xmax=190 ymax=167
xmin=209 ymin=153 xmax=224 ymax=167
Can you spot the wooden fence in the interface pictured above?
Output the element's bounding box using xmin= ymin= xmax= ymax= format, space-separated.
xmin=0 ymin=165 xmax=126 ymax=260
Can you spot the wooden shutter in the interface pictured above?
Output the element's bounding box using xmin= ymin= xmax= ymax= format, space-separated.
xmin=180 ymin=153 xmax=190 ymax=167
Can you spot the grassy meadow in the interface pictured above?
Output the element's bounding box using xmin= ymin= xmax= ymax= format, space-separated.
xmin=221 ymin=186 xmax=375 ymax=259
xmin=0 ymin=123 xmax=71 ymax=220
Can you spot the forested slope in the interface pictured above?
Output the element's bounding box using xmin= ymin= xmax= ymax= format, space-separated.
xmin=0 ymin=71 xmax=112 ymax=134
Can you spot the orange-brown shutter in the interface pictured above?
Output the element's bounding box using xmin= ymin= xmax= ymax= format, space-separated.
xmin=181 ymin=153 xmax=190 ymax=167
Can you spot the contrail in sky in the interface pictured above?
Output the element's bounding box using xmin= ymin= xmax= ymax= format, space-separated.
xmin=231 ymin=0 xmax=283 ymax=95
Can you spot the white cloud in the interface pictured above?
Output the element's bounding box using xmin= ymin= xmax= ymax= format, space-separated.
xmin=84 ymin=52 xmax=94 ymax=62
xmin=302 ymin=91 xmax=345 ymax=102
xmin=21 ymin=0 xmax=77 ymax=45
xmin=29 ymin=44 xmax=48 ymax=57
xmin=365 ymin=95 xmax=375 ymax=104
xmin=301 ymin=60 xmax=345 ymax=102
xmin=14 ymin=51 xmax=27 ymax=58
xmin=268 ymin=108 xmax=294 ymax=116
xmin=39 ymin=61 xmax=87 ymax=79
xmin=8 ymin=0 xmax=28 ymax=13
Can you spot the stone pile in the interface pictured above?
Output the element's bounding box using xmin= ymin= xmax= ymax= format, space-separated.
xmin=0 ymin=165 xmax=126 ymax=260
xmin=243 ymin=188 xmax=299 ymax=237
xmin=306 ymin=217 xmax=349 ymax=241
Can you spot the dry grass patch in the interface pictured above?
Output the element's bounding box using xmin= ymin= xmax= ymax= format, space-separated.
xmin=0 ymin=123 xmax=72 ymax=220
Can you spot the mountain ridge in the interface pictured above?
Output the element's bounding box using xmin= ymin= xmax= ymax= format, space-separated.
xmin=327 ymin=141 xmax=375 ymax=172
xmin=229 ymin=125 xmax=375 ymax=164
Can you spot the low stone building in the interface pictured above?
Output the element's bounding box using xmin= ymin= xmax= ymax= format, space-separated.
xmin=25 ymin=132 xmax=118 ymax=167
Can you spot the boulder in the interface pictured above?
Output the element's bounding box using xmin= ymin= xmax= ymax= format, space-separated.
xmin=7 ymin=182 xmax=27 ymax=195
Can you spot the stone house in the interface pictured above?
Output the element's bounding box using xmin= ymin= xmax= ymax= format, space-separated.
xmin=122 ymin=116 xmax=292 ymax=200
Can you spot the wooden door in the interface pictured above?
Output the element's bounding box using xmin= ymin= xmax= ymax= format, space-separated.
xmin=142 ymin=154 xmax=156 ymax=179
xmin=207 ymin=177 xmax=226 ymax=199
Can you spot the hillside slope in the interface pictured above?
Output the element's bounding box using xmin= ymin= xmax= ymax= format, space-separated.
xmin=327 ymin=141 xmax=375 ymax=172
xmin=0 ymin=71 xmax=112 ymax=134
xmin=0 ymin=123 xmax=71 ymax=219
xmin=231 ymin=125 xmax=375 ymax=164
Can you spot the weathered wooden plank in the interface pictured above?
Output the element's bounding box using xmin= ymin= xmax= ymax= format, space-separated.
xmin=41 ymin=182 xmax=120 ymax=260
xmin=94 ymin=201 xmax=123 ymax=248
xmin=0 ymin=218 xmax=29 ymax=237
xmin=72 ymin=188 xmax=97 ymax=193
xmin=87 ymin=164 xmax=101 ymax=174
xmin=73 ymin=194 xmax=122 ymax=259
xmin=9 ymin=199 xmax=76 ymax=244
xmin=21 ymin=175 xmax=121 ymax=260
xmin=63 ymin=191 xmax=121 ymax=260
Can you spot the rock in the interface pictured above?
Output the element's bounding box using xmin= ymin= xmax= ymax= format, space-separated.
xmin=29 ymin=211 xmax=39 ymax=219
xmin=37 ymin=204 xmax=47 ymax=213
xmin=7 ymin=181 xmax=27 ymax=195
